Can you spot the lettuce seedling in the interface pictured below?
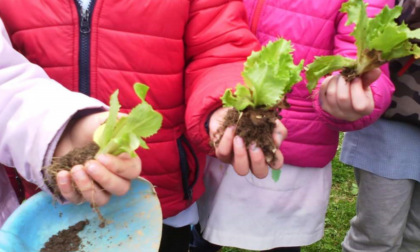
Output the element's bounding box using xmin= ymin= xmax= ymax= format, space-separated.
xmin=217 ymin=39 xmax=304 ymax=182
xmin=222 ymin=39 xmax=304 ymax=110
xmin=94 ymin=83 xmax=163 ymax=157
xmin=306 ymin=0 xmax=420 ymax=91
xmin=45 ymin=83 xmax=162 ymax=226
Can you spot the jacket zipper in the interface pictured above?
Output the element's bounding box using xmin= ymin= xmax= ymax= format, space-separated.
xmin=250 ymin=0 xmax=266 ymax=34
xmin=177 ymin=135 xmax=200 ymax=205
xmin=74 ymin=0 xmax=97 ymax=95
xmin=177 ymin=138 xmax=190 ymax=203
xmin=181 ymin=136 xmax=199 ymax=199
xmin=14 ymin=169 xmax=25 ymax=202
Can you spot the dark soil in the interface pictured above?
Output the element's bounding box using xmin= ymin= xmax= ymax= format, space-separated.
xmin=214 ymin=107 xmax=282 ymax=164
xmin=341 ymin=66 xmax=358 ymax=82
xmin=41 ymin=220 xmax=89 ymax=252
xmin=44 ymin=142 xmax=106 ymax=227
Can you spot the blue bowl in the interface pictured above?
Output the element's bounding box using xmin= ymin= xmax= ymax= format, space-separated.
xmin=0 ymin=178 xmax=162 ymax=252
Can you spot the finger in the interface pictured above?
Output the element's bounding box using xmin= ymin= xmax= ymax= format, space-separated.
xmin=96 ymin=153 xmax=141 ymax=180
xmin=319 ymin=75 xmax=334 ymax=107
xmin=57 ymin=170 xmax=83 ymax=204
xmin=335 ymin=76 xmax=352 ymax=112
xmin=249 ymin=143 xmax=269 ymax=179
xmin=209 ymin=107 xmax=230 ymax=137
xmin=215 ymin=126 xmax=235 ymax=163
xmin=319 ymin=75 xmax=337 ymax=113
xmin=232 ymin=136 xmax=250 ymax=176
xmin=273 ymin=120 xmax=287 ymax=148
xmin=363 ymin=85 xmax=375 ymax=115
xmin=85 ymin=160 xmax=131 ymax=196
xmin=350 ymin=78 xmax=373 ymax=116
xmin=270 ymin=150 xmax=284 ymax=170
xmin=361 ymin=68 xmax=381 ymax=88
xmin=71 ymin=165 xmax=111 ymax=206
xmin=325 ymin=75 xmax=339 ymax=108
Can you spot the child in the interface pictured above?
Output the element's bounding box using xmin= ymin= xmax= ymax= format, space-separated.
xmin=0 ymin=18 xmax=104 ymax=227
xmin=191 ymin=0 xmax=395 ymax=251
xmin=0 ymin=1 xmax=261 ymax=251
xmin=341 ymin=0 xmax=420 ymax=250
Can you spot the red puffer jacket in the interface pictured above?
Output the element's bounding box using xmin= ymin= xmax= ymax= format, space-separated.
xmin=5 ymin=167 xmax=40 ymax=203
xmin=0 ymin=0 xmax=259 ymax=218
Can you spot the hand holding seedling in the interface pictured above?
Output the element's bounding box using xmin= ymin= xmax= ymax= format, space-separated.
xmin=210 ymin=107 xmax=287 ymax=179
xmin=212 ymin=39 xmax=300 ymax=182
xmin=55 ymin=112 xmax=142 ymax=206
xmin=44 ymin=84 xmax=162 ymax=226
xmin=211 ymin=0 xmax=420 ymax=182
xmin=318 ymin=68 xmax=381 ymax=122
xmin=306 ymin=0 xmax=420 ymax=98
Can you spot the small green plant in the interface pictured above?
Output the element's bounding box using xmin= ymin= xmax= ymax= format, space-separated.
xmin=94 ymin=83 xmax=163 ymax=157
xmin=216 ymin=39 xmax=304 ymax=182
xmin=45 ymin=83 xmax=163 ymax=226
xmin=306 ymin=0 xmax=420 ymax=91
xmin=221 ymin=39 xmax=303 ymax=110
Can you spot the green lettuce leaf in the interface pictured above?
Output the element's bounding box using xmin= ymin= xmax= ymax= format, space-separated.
xmin=94 ymin=83 xmax=163 ymax=157
xmin=305 ymin=56 xmax=356 ymax=91
xmin=306 ymin=0 xmax=420 ymax=92
xmin=221 ymin=38 xmax=304 ymax=111
xmin=221 ymin=85 xmax=254 ymax=110
xmin=341 ymin=0 xmax=369 ymax=59
xmin=96 ymin=90 xmax=120 ymax=148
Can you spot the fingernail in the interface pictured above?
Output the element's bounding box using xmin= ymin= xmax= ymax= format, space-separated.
xmin=228 ymin=126 xmax=236 ymax=132
xmin=250 ymin=143 xmax=259 ymax=151
xmin=57 ymin=175 xmax=69 ymax=185
xmin=96 ymin=154 xmax=108 ymax=165
xmin=72 ymin=169 xmax=87 ymax=180
xmin=276 ymin=133 xmax=283 ymax=145
xmin=234 ymin=136 xmax=243 ymax=147
xmin=87 ymin=163 xmax=99 ymax=175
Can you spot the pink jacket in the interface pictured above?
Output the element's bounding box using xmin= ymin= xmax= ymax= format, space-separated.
xmin=243 ymin=0 xmax=395 ymax=168
xmin=0 ymin=19 xmax=105 ymax=227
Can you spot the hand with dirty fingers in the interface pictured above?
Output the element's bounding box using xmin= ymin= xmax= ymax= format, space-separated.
xmin=54 ymin=112 xmax=142 ymax=206
xmin=209 ymin=107 xmax=287 ymax=179
xmin=319 ymin=68 xmax=381 ymax=122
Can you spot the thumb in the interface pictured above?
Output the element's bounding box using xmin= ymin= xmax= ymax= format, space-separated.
xmin=361 ymin=68 xmax=381 ymax=88
xmin=272 ymin=119 xmax=287 ymax=148
xmin=209 ymin=107 xmax=229 ymax=138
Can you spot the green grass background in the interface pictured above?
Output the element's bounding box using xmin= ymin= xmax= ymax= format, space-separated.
xmin=221 ymin=134 xmax=358 ymax=252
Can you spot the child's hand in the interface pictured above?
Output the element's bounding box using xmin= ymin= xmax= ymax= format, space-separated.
xmin=318 ymin=68 xmax=381 ymax=122
xmin=209 ymin=107 xmax=287 ymax=179
xmin=54 ymin=112 xmax=142 ymax=206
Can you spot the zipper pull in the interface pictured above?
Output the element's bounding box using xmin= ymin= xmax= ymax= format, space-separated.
xmin=80 ymin=9 xmax=90 ymax=34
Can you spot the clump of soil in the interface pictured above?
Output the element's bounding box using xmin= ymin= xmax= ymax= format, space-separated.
xmin=44 ymin=142 xmax=106 ymax=227
xmin=341 ymin=66 xmax=359 ymax=82
xmin=214 ymin=107 xmax=282 ymax=164
xmin=41 ymin=220 xmax=89 ymax=252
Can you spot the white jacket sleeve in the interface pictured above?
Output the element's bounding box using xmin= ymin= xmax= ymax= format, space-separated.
xmin=0 ymin=19 xmax=105 ymax=192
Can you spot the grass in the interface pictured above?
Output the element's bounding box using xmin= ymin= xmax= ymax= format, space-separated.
xmin=221 ymin=134 xmax=357 ymax=252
